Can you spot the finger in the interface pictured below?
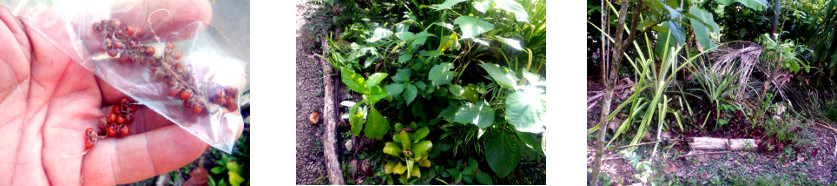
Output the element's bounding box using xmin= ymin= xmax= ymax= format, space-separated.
xmin=81 ymin=125 xmax=208 ymax=185
xmin=82 ymin=113 xmax=244 ymax=185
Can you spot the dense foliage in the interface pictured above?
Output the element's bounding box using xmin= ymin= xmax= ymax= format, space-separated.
xmin=319 ymin=0 xmax=546 ymax=184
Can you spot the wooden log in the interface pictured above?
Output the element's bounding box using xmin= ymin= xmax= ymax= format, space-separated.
xmin=320 ymin=31 xmax=345 ymax=185
xmin=689 ymin=137 xmax=760 ymax=151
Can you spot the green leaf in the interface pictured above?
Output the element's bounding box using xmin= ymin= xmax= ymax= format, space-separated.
xmin=434 ymin=0 xmax=468 ymax=10
xmin=396 ymin=31 xmax=416 ymax=41
xmin=506 ymin=88 xmax=546 ymax=133
xmin=516 ymin=131 xmax=543 ymax=154
xmin=398 ymin=54 xmax=412 ymax=64
xmin=492 ymin=0 xmax=529 ymax=22
xmin=688 ymin=6 xmax=719 ymax=51
xmin=476 ymin=172 xmax=493 ymax=184
xmin=386 ymin=83 xmax=405 ymax=96
xmin=211 ymin=166 xmax=225 ymax=174
xmin=341 ymin=68 xmax=368 ymax=94
xmin=412 ymin=31 xmax=428 ymax=49
xmin=393 ymin=68 xmax=411 ymax=83
xmin=385 ymin=160 xmax=398 ymax=174
xmin=366 ymin=73 xmax=389 ymax=88
xmin=366 ymin=28 xmax=393 ymax=43
xmin=349 ymin=101 xmax=365 ymax=136
xmin=429 ymin=62 xmax=456 ymax=86
xmin=485 ymin=129 xmax=521 ymax=178
xmin=403 ymin=84 xmax=418 ymax=105
xmin=454 ymin=16 xmax=494 ymax=39
xmin=413 ymin=140 xmax=433 ymax=156
xmin=714 ymin=0 xmax=768 ymax=11
xmin=496 ymin=36 xmax=523 ymax=50
xmin=454 ymin=101 xmax=495 ymax=128
xmin=367 ymin=85 xmax=390 ymax=104
xmin=473 ymin=0 xmax=491 ymax=13
xmin=400 ymin=131 xmax=412 ymax=150
xmin=229 ymin=171 xmax=245 ymax=186
xmin=394 ymin=162 xmax=407 ymax=174
xmin=384 ymin=142 xmax=403 ymax=156
xmin=412 ymin=127 xmax=430 ymax=141
xmin=406 ymin=160 xmax=415 ymax=179
xmin=449 ymin=84 xmax=465 ymax=98
xmin=439 ymin=102 xmax=461 ymax=122
xmin=364 ymin=106 xmax=390 ymax=139
xmin=479 ymin=63 xmax=518 ymax=89
xmin=226 ymin=161 xmax=242 ymax=174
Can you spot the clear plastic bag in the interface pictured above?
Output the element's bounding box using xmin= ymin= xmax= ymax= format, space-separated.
xmin=6 ymin=0 xmax=245 ymax=153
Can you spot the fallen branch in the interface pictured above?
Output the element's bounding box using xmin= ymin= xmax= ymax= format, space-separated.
xmin=816 ymin=122 xmax=837 ymax=133
xmin=689 ymin=137 xmax=759 ymax=151
xmin=320 ymin=33 xmax=344 ymax=184
xmin=678 ymin=150 xmax=732 ymax=158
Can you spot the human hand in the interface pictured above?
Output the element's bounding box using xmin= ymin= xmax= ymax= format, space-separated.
xmin=0 ymin=0 xmax=240 ymax=185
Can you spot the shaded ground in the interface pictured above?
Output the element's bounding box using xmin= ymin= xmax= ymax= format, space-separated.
xmin=296 ymin=0 xmax=328 ymax=184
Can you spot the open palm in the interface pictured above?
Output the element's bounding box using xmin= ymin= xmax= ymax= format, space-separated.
xmin=0 ymin=0 xmax=237 ymax=185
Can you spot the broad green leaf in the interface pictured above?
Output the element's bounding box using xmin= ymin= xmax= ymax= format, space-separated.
xmin=438 ymin=102 xmax=461 ymax=122
xmin=413 ymin=140 xmax=433 ymax=156
xmin=349 ymin=101 xmax=365 ymax=136
xmin=419 ymin=159 xmax=432 ymax=167
xmin=412 ymin=165 xmax=421 ymax=178
xmin=211 ymin=166 xmax=225 ymax=174
xmin=366 ymin=28 xmax=393 ymax=43
xmin=364 ymin=106 xmax=390 ymax=139
xmin=429 ymin=62 xmax=455 ymax=86
xmin=454 ymin=16 xmax=494 ymax=39
xmin=434 ymin=0 xmax=468 ymax=10
xmin=464 ymin=84 xmax=479 ymax=103
xmin=229 ymin=171 xmax=245 ymax=186
xmin=366 ymin=73 xmax=389 ymax=88
xmin=473 ymin=0 xmax=491 ymax=13
xmin=454 ymin=101 xmax=495 ymax=128
xmin=403 ymin=84 xmax=418 ymax=105
xmin=449 ymin=84 xmax=465 ymax=98
xmin=400 ymin=131 xmax=412 ymax=150
xmin=386 ymin=83 xmax=404 ymax=96
xmin=341 ymin=68 xmax=368 ymax=94
xmin=420 ymin=50 xmax=443 ymax=57
xmin=522 ymin=71 xmax=544 ymax=86
xmin=394 ymin=162 xmax=407 ymax=174
xmin=396 ymin=31 xmax=416 ymax=41
xmin=385 ymin=160 xmax=398 ymax=174
xmin=406 ymin=160 xmax=415 ymax=179
xmin=663 ymin=20 xmax=686 ymax=44
xmin=688 ymin=6 xmax=719 ymax=51
xmin=384 ymin=142 xmax=402 ymax=156
xmin=398 ymin=54 xmax=412 ymax=64
xmin=367 ymin=85 xmax=389 ymax=104
xmin=393 ymin=68 xmax=411 ymax=83
xmin=479 ymin=63 xmax=518 ymax=89
xmin=412 ymin=31 xmax=428 ymax=49
xmin=506 ymin=88 xmax=546 ymax=133
xmin=476 ymin=172 xmax=493 ymax=184
xmin=412 ymin=127 xmax=430 ymax=141
xmin=467 ymin=158 xmax=478 ymax=174
xmin=492 ymin=0 xmax=529 ymax=22
xmin=485 ymin=129 xmax=521 ymax=178
xmin=714 ymin=0 xmax=768 ymax=11
xmin=496 ymin=36 xmax=523 ymax=50
xmin=516 ymin=131 xmax=543 ymax=154
xmin=414 ymin=81 xmax=427 ymax=92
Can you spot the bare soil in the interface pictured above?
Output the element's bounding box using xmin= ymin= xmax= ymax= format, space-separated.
xmin=296 ymin=0 xmax=328 ymax=184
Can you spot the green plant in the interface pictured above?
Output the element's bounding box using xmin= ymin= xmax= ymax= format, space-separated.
xmin=689 ymin=58 xmax=750 ymax=128
xmin=340 ymin=68 xmax=391 ymax=139
xmin=438 ymin=158 xmax=493 ymax=185
xmin=381 ymin=127 xmax=433 ymax=183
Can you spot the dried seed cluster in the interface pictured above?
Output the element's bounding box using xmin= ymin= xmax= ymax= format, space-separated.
xmin=93 ymin=19 xmax=239 ymax=114
xmin=86 ymin=97 xmax=137 ymax=149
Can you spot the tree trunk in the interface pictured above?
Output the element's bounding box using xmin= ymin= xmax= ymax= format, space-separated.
xmin=590 ymin=89 xmax=613 ymax=185
xmin=320 ymin=30 xmax=345 ymax=185
xmin=761 ymin=0 xmax=782 ymax=99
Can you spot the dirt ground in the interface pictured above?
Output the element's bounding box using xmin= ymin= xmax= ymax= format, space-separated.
xmin=587 ymin=79 xmax=837 ymax=185
xmin=295 ymin=0 xmax=328 ymax=184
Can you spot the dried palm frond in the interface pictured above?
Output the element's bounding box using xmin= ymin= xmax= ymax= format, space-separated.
xmin=709 ymin=41 xmax=764 ymax=99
